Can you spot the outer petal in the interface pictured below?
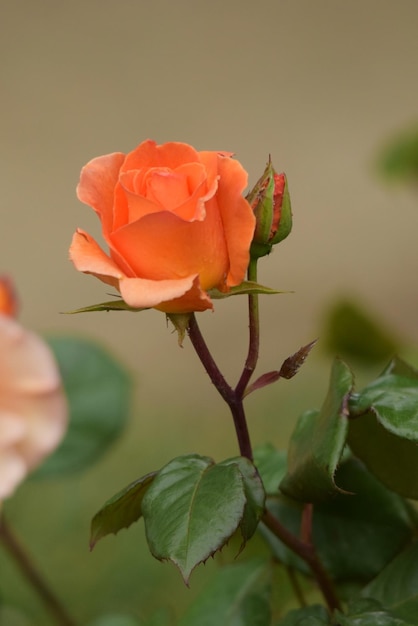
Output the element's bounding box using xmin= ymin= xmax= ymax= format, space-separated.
xmin=111 ymin=203 xmax=228 ymax=290
xmin=77 ymin=152 xmax=125 ymax=237
xmin=119 ymin=274 xmax=212 ymax=313
xmin=200 ymin=152 xmax=255 ymax=286
xmin=69 ymin=229 xmax=124 ymax=289
xmin=0 ymin=450 xmax=27 ymax=499
xmin=0 ymin=315 xmax=68 ymax=498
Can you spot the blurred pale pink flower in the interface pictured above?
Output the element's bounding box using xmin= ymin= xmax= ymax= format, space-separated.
xmin=0 ymin=278 xmax=67 ymax=499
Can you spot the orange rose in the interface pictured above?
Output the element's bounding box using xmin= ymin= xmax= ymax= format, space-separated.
xmin=70 ymin=140 xmax=256 ymax=313
xmin=0 ymin=279 xmax=67 ymax=499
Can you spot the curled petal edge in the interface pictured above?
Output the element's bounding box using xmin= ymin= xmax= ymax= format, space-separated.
xmin=69 ymin=229 xmax=122 ymax=289
xmin=70 ymin=229 xmax=213 ymax=312
xmin=120 ymin=275 xmax=213 ymax=312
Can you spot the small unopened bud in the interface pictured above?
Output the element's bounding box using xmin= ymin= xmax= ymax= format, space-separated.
xmin=0 ymin=276 xmax=19 ymax=318
xmin=248 ymin=158 xmax=292 ymax=259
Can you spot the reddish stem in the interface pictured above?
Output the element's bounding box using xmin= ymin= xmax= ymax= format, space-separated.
xmin=0 ymin=515 xmax=77 ymax=626
xmin=187 ymin=314 xmax=253 ymax=459
xmin=187 ymin=259 xmax=341 ymax=613
xmin=262 ymin=509 xmax=341 ymax=612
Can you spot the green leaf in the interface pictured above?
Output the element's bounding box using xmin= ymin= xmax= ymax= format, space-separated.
xmin=219 ymin=457 xmax=265 ymax=546
xmin=363 ymin=542 xmax=418 ymax=622
xmin=381 ymin=356 xmax=418 ymax=380
xmin=33 ymin=336 xmax=132 ymax=477
xmin=178 ymin=558 xmax=271 ymax=626
xmin=87 ymin=616 xmax=141 ymax=626
xmin=348 ymin=360 xmax=418 ymax=498
xmin=253 ymin=444 xmax=287 ymax=495
xmin=280 ymin=359 xmax=353 ymax=502
xmin=90 ymin=472 xmax=157 ymax=549
xmin=65 ymin=299 xmax=147 ymax=313
xmin=348 ymin=414 xmax=418 ymax=499
xmin=138 ymin=609 xmax=172 ymax=626
xmin=260 ymin=458 xmax=416 ymax=583
xmin=142 ymin=455 xmax=248 ymax=583
xmin=349 ymin=375 xmax=418 ymax=440
xmin=274 ymin=604 xmax=330 ymax=625
xmin=0 ymin=606 xmax=34 ymax=626
xmin=335 ymin=598 xmax=412 ymax=625
xmin=208 ymin=281 xmax=284 ymax=299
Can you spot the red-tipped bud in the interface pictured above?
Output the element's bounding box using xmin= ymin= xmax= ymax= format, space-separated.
xmin=248 ymin=158 xmax=292 ymax=259
xmin=0 ymin=276 xmax=19 ymax=318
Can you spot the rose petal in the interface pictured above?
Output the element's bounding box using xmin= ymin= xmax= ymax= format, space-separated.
xmin=121 ymin=140 xmax=200 ymax=172
xmin=0 ymin=314 xmax=68 ymax=498
xmin=69 ymin=228 xmax=124 ymax=288
xmin=119 ymin=162 xmax=213 ymax=223
xmin=0 ymin=412 xmax=26 ymax=445
xmin=119 ymin=274 xmax=213 ymax=313
xmin=155 ymin=276 xmax=213 ymax=314
xmin=111 ymin=203 xmax=228 ymax=290
xmin=200 ymin=152 xmax=255 ymax=286
xmin=77 ymin=152 xmax=125 ymax=236
xmin=0 ymin=451 xmax=27 ymax=500
xmin=73 ymin=140 xmax=255 ymax=314
xmin=15 ymin=392 xmax=68 ymax=468
xmin=0 ymin=317 xmax=61 ymax=394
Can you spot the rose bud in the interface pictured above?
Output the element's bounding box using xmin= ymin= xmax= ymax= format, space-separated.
xmin=248 ymin=159 xmax=292 ymax=259
xmin=0 ymin=276 xmax=18 ymax=318
xmin=70 ymin=140 xmax=256 ymax=314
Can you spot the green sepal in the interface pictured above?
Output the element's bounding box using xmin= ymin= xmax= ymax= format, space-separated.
xmin=65 ymin=299 xmax=147 ymax=313
xmin=208 ymin=281 xmax=284 ymax=299
xmin=247 ymin=159 xmax=276 ymax=246
xmin=166 ymin=313 xmax=192 ymax=347
xmin=250 ymin=241 xmax=273 ymax=258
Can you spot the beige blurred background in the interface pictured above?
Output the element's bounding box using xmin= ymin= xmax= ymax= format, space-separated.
xmin=1 ymin=0 xmax=418 ymax=620
xmin=2 ymin=0 xmax=418 ymax=474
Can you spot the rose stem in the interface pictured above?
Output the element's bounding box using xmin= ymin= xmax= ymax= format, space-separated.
xmin=187 ymin=314 xmax=253 ymax=460
xmin=235 ymin=257 xmax=260 ymax=398
xmin=285 ymin=566 xmax=308 ymax=608
xmin=187 ymin=270 xmax=341 ymax=612
xmin=262 ymin=509 xmax=341 ymax=612
xmin=0 ymin=514 xmax=77 ymax=626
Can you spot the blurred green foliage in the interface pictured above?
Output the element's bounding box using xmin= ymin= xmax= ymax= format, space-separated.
xmin=322 ymin=299 xmax=399 ymax=366
xmin=34 ymin=335 xmax=133 ymax=477
xmin=378 ymin=123 xmax=418 ymax=184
